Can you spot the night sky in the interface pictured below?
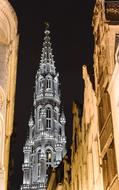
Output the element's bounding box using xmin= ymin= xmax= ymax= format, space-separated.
xmin=9 ymin=0 xmax=95 ymax=189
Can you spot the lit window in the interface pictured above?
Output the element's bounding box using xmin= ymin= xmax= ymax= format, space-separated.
xmin=46 ymin=78 xmax=52 ymax=88
xmin=46 ymin=108 xmax=51 ymax=129
xmin=46 ymin=149 xmax=52 ymax=162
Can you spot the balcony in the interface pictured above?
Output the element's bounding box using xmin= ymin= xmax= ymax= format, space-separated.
xmin=105 ymin=1 xmax=119 ymax=22
xmin=30 ymin=183 xmax=46 ymax=189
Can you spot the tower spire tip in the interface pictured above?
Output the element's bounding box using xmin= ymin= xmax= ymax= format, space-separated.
xmin=45 ymin=22 xmax=50 ymax=30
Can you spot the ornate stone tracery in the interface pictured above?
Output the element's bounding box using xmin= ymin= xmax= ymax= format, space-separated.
xmin=21 ymin=28 xmax=67 ymax=190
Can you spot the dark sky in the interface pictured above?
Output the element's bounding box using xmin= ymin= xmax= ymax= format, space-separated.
xmin=9 ymin=0 xmax=95 ymax=189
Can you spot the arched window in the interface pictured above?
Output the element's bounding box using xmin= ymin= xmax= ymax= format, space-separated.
xmin=39 ymin=108 xmax=42 ymax=118
xmin=39 ymin=77 xmax=44 ymax=90
xmin=59 ymin=127 xmax=62 ymax=136
xmin=39 ymin=80 xmax=42 ymax=89
xmin=46 ymin=78 xmax=52 ymax=88
xmin=46 ymin=149 xmax=52 ymax=163
xmin=38 ymin=164 xmax=41 ymax=177
xmin=38 ymin=150 xmax=41 ymax=163
xmin=46 ymin=107 xmax=52 ymax=129
xmin=37 ymin=107 xmax=42 ymax=129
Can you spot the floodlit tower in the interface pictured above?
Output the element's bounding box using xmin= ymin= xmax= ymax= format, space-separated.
xmin=20 ymin=26 xmax=67 ymax=190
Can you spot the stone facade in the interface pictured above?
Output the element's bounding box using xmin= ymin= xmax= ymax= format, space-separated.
xmin=70 ymin=66 xmax=103 ymax=190
xmin=70 ymin=102 xmax=82 ymax=190
xmin=47 ymin=1 xmax=119 ymax=190
xmin=0 ymin=0 xmax=18 ymax=190
xmin=108 ymin=40 xmax=119 ymax=180
xmin=68 ymin=0 xmax=119 ymax=189
xmin=93 ymin=0 xmax=119 ymax=189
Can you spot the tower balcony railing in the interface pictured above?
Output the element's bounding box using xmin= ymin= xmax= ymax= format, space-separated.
xmin=20 ymin=184 xmax=30 ymax=189
xmin=36 ymin=93 xmax=60 ymax=103
xmin=35 ymin=131 xmax=54 ymax=141
xmin=105 ymin=1 xmax=119 ymax=22
xmin=21 ymin=183 xmax=46 ymax=190
xmin=30 ymin=183 xmax=46 ymax=189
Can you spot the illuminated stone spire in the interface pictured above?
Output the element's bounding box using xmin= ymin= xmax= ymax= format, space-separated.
xmin=20 ymin=26 xmax=67 ymax=190
xmin=39 ymin=23 xmax=56 ymax=76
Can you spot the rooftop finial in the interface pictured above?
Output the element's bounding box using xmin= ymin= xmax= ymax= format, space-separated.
xmin=45 ymin=22 xmax=50 ymax=30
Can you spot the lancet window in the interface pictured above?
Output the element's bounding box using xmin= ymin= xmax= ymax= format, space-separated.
xmin=38 ymin=164 xmax=41 ymax=177
xmin=46 ymin=107 xmax=52 ymax=129
xmin=39 ymin=77 xmax=44 ymax=91
xmin=39 ymin=108 xmax=42 ymax=118
xmin=46 ymin=78 xmax=52 ymax=88
xmin=38 ymin=150 xmax=41 ymax=163
xmin=46 ymin=149 xmax=52 ymax=163
xmin=37 ymin=107 xmax=42 ymax=129
xmin=39 ymin=80 xmax=43 ymax=89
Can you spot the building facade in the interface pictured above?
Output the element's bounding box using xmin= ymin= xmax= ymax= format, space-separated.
xmin=93 ymin=0 xmax=119 ymax=189
xmin=47 ymin=156 xmax=71 ymax=190
xmin=70 ymin=66 xmax=103 ymax=190
xmin=20 ymin=27 xmax=66 ymax=190
xmin=0 ymin=0 xmax=18 ymax=190
xmin=50 ymin=1 xmax=119 ymax=190
xmin=108 ymin=38 xmax=119 ymax=183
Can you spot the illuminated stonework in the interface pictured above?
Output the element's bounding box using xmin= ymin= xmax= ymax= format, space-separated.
xmin=20 ymin=27 xmax=66 ymax=190
xmin=47 ymin=156 xmax=70 ymax=190
xmin=69 ymin=66 xmax=104 ymax=190
xmin=0 ymin=1 xmax=18 ymax=190
xmin=47 ymin=1 xmax=119 ymax=189
xmin=92 ymin=0 xmax=119 ymax=189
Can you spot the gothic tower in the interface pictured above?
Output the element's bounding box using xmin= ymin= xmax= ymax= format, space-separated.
xmin=20 ymin=26 xmax=67 ymax=190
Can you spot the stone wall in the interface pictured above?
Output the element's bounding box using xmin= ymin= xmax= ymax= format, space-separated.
xmin=0 ymin=0 xmax=18 ymax=190
xmin=92 ymin=0 xmax=119 ymax=189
